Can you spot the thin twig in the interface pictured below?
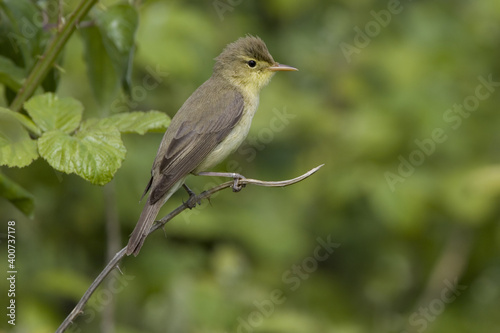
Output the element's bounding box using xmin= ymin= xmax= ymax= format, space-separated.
xmin=56 ymin=248 xmax=127 ymax=333
xmin=56 ymin=165 xmax=323 ymax=333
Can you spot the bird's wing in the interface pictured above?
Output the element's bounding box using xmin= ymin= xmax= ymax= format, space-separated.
xmin=148 ymin=86 xmax=244 ymax=204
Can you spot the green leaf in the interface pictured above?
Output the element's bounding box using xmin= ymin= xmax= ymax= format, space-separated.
xmin=0 ymin=107 xmax=39 ymax=167
xmin=0 ymin=55 xmax=25 ymax=91
xmin=97 ymin=4 xmax=138 ymax=95
xmin=38 ymin=127 xmax=126 ymax=185
xmin=83 ymin=111 xmax=170 ymax=134
xmin=0 ymin=0 xmax=44 ymax=70
xmin=24 ymin=93 xmax=83 ymax=133
xmin=99 ymin=4 xmax=138 ymax=54
xmin=80 ymin=25 xmax=120 ymax=107
xmin=10 ymin=112 xmax=41 ymax=136
xmin=0 ymin=171 xmax=34 ymax=218
xmin=0 ymin=106 xmax=41 ymax=136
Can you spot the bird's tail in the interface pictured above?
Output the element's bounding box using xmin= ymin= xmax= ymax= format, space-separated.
xmin=126 ymin=200 xmax=164 ymax=256
xmin=127 ymin=178 xmax=185 ymax=256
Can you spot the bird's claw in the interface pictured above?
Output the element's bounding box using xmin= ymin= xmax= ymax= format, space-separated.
xmin=232 ymin=175 xmax=246 ymax=192
xmin=182 ymin=184 xmax=200 ymax=209
xmin=183 ymin=193 xmax=200 ymax=209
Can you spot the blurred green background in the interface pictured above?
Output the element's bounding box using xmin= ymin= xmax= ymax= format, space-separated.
xmin=1 ymin=0 xmax=500 ymax=332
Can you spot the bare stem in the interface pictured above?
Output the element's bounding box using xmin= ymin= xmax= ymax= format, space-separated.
xmin=56 ymin=165 xmax=323 ymax=333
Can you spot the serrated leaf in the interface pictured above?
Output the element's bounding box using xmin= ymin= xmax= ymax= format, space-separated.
xmin=38 ymin=128 xmax=126 ymax=185
xmin=24 ymin=93 xmax=83 ymax=133
xmin=80 ymin=25 xmax=120 ymax=107
xmin=0 ymin=107 xmax=39 ymax=167
xmin=0 ymin=171 xmax=35 ymax=218
xmin=0 ymin=55 xmax=25 ymax=91
xmin=83 ymin=111 xmax=170 ymax=134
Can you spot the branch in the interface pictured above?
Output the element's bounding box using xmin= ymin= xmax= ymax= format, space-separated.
xmin=56 ymin=164 xmax=324 ymax=333
xmin=9 ymin=0 xmax=98 ymax=112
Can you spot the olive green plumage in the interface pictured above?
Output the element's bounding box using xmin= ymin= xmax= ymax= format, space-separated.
xmin=126 ymin=36 xmax=297 ymax=256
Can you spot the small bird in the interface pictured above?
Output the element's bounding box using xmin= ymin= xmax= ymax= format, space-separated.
xmin=126 ymin=36 xmax=297 ymax=256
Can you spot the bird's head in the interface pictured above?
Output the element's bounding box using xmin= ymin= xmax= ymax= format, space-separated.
xmin=214 ymin=35 xmax=297 ymax=94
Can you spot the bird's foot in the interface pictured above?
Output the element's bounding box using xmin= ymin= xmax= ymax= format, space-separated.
xmin=182 ymin=184 xmax=200 ymax=209
xmin=231 ymin=174 xmax=246 ymax=192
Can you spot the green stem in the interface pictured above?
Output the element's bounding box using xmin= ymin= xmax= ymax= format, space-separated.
xmin=9 ymin=0 xmax=98 ymax=112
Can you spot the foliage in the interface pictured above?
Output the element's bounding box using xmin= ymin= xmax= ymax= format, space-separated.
xmin=0 ymin=0 xmax=169 ymax=215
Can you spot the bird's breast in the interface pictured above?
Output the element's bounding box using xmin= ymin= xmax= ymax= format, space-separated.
xmin=193 ymin=95 xmax=259 ymax=173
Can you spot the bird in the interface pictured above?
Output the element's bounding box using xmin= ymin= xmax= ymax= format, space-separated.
xmin=126 ymin=35 xmax=297 ymax=256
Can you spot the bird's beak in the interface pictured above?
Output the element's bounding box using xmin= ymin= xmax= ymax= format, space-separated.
xmin=269 ymin=63 xmax=298 ymax=72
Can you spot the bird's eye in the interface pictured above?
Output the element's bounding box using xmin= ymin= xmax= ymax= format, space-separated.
xmin=247 ymin=60 xmax=257 ymax=68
